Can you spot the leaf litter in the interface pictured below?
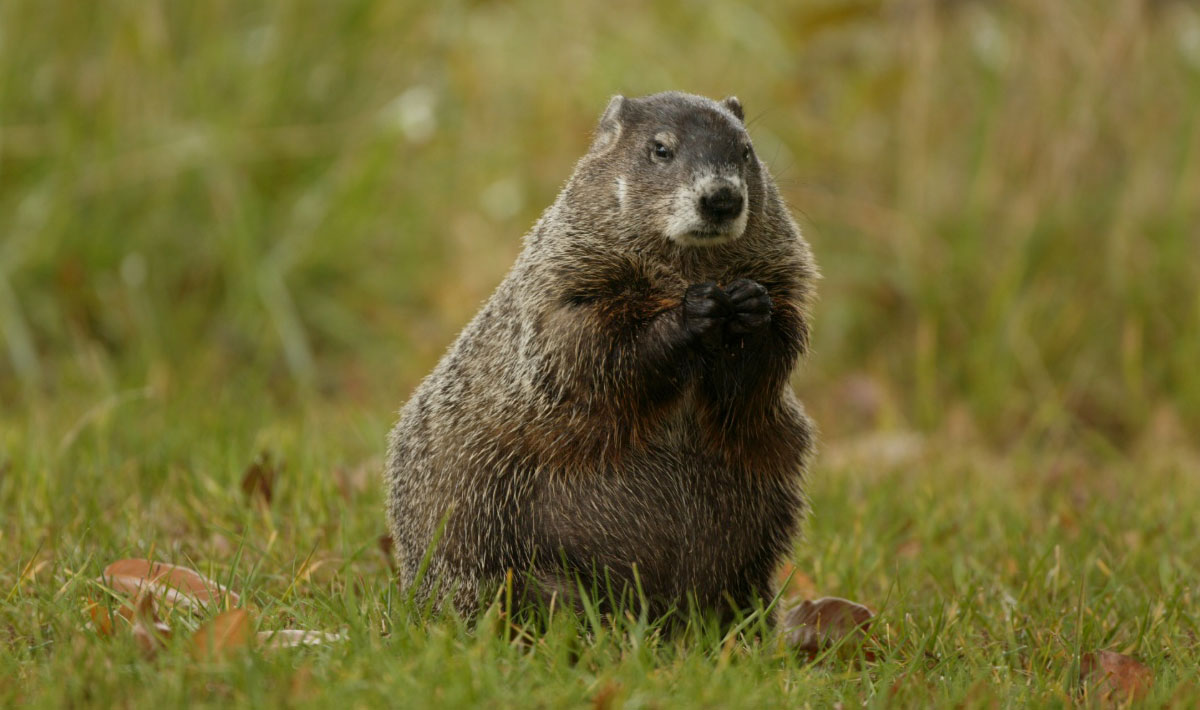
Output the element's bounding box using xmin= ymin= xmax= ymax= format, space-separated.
xmin=240 ymin=450 xmax=281 ymax=505
xmin=773 ymin=562 xmax=876 ymax=660
xmin=89 ymin=558 xmax=346 ymax=658
xmin=100 ymin=559 xmax=239 ymax=613
xmin=1079 ymin=649 xmax=1154 ymax=705
xmin=771 ymin=561 xmax=1158 ymax=700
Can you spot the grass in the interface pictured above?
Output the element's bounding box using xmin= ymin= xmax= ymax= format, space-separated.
xmin=3 ymin=0 xmax=1199 ymax=706
xmin=4 ymin=399 xmax=1198 ymax=706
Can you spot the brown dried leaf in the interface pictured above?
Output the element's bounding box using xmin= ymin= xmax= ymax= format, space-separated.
xmin=85 ymin=598 xmax=115 ymax=637
xmin=591 ymin=681 xmax=621 ymax=710
xmin=241 ymin=450 xmax=279 ymax=505
xmin=100 ymin=559 xmax=239 ymax=613
xmin=103 ymin=575 xmax=158 ymax=613
xmin=782 ymin=596 xmax=874 ymax=656
xmin=256 ymin=629 xmax=347 ymax=649
xmin=132 ymin=620 xmax=174 ymax=654
xmin=773 ymin=562 xmax=817 ymax=603
xmin=378 ymin=534 xmax=398 ymax=574
xmin=191 ymin=608 xmax=254 ymax=660
xmin=128 ymin=592 xmax=171 ymax=657
xmin=1080 ymin=650 xmax=1154 ymax=704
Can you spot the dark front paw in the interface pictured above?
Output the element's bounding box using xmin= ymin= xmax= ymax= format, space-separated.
xmin=724 ymin=278 xmax=773 ymax=335
xmin=683 ymin=281 xmax=732 ymax=347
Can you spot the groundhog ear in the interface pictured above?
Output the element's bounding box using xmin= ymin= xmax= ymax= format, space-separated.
xmin=721 ymin=96 xmax=745 ymax=122
xmin=591 ymin=95 xmax=626 ymax=153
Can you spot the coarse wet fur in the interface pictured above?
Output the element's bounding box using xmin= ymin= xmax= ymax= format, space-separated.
xmin=385 ymin=92 xmax=818 ymax=623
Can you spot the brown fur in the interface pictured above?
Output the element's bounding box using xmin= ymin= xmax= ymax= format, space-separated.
xmin=385 ymin=92 xmax=818 ymax=620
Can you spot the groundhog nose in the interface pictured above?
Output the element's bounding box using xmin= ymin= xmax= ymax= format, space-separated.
xmin=699 ymin=187 xmax=744 ymax=222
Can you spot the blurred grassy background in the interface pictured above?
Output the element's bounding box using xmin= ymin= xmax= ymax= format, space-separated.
xmin=3 ymin=2 xmax=1200 ymax=704
xmin=2 ymin=0 xmax=1198 ymax=447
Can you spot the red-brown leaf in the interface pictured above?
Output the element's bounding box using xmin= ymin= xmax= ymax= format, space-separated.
xmin=84 ymin=598 xmax=115 ymax=637
xmin=378 ymin=533 xmax=398 ymax=574
xmin=128 ymin=592 xmax=172 ymax=657
xmin=241 ymin=451 xmax=279 ymax=504
xmin=782 ymin=596 xmax=874 ymax=656
xmin=100 ymin=559 xmax=239 ymax=613
xmin=191 ymin=608 xmax=253 ymax=660
xmin=1080 ymin=650 xmax=1154 ymax=704
xmin=773 ymin=562 xmax=818 ymax=603
xmin=590 ymin=681 xmax=622 ymax=710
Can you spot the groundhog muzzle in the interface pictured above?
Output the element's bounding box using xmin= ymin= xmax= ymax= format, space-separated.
xmin=385 ymin=91 xmax=818 ymax=621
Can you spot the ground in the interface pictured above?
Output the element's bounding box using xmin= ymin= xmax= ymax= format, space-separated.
xmin=2 ymin=0 xmax=1199 ymax=706
xmin=3 ymin=393 xmax=1197 ymax=707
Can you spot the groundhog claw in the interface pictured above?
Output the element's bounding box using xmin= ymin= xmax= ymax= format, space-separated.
xmin=684 ymin=281 xmax=732 ymax=345
xmin=730 ymin=312 xmax=770 ymax=334
xmin=724 ymin=278 xmax=772 ymax=335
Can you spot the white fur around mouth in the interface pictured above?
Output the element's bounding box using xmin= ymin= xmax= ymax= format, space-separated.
xmin=663 ymin=171 xmax=749 ymax=247
xmin=669 ymin=229 xmax=742 ymax=247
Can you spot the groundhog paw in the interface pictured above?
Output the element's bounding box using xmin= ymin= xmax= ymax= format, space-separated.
xmin=724 ymin=278 xmax=772 ymax=335
xmin=683 ymin=281 xmax=732 ymax=346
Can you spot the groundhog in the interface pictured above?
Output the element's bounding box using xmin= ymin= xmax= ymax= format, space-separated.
xmin=385 ymin=91 xmax=817 ymax=622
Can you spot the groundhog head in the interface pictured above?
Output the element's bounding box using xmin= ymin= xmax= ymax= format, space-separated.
xmin=585 ymin=91 xmax=762 ymax=247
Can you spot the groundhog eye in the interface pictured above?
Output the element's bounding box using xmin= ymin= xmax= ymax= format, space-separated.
xmin=742 ymin=145 xmax=753 ymax=162
xmin=652 ymin=141 xmax=674 ymax=161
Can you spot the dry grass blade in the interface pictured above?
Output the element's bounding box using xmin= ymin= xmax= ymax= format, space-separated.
xmin=191 ymin=608 xmax=254 ymax=660
xmin=1080 ymin=650 xmax=1154 ymax=705
xmin=100 ymin=559 xmax=239 ymax=613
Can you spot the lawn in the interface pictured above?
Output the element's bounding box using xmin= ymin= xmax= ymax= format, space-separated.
xmin=3 ymin=1 xmax=1199 ymax=706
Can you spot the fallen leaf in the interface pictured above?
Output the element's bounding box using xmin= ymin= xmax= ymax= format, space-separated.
xmin=378 ymin=534 xmax=398 ymax=574
xmin=773 ymin=562 xmax=817 ymax=603
xmin=241 ymin=450 xmax=280 ymax=504
xmin=191 ymin=608 xmax=253 ymax=660
xmin=782 ymin=596 xmax=874 ymax=657
xmin=100 ymin=559 xmax=239 ymax=614
xmin=128 ymin=592 xmax=172 ymax=657
xmin=256 ymin=629 xmax=347 ymax=649
xmin=84 ymin=598 xmax=115 ymax=636
xmin=590 ymin=681 xmax=621 ymax=710
xmin=1080 ymin=650 xmax=1154 ymax=704
xmin=93 ymin=556 xmax=347 ymax=661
